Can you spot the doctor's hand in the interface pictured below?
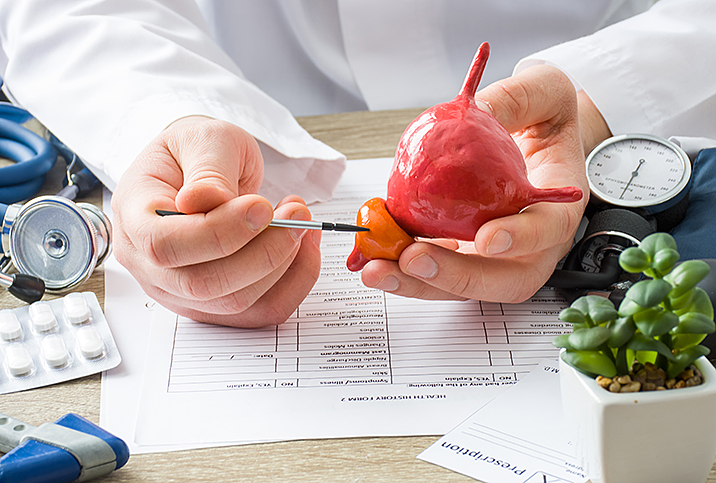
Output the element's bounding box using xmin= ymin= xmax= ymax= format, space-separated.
xmin=361 ymin=65 xmax=607 ymax=303
xmin=111 ymin=116 xmax=322 ymax=327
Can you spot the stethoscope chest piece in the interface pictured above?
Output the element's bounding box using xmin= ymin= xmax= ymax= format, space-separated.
xmin=2 ymin=196 xmax=112 ymax=293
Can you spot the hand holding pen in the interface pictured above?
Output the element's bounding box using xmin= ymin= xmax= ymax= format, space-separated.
xmin=110 ymin=116 xmax=339 ymax=328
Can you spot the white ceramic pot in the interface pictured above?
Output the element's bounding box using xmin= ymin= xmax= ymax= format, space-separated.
xmin=560 ymin=355 xmax=716 ymax=483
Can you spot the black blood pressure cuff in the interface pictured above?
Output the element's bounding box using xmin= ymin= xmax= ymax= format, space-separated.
xmin=670 ymin=148 xmax=716 ymax=260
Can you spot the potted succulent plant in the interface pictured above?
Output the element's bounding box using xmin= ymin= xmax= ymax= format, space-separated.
xmin=554 ymin=232 xmax=716 ymax=483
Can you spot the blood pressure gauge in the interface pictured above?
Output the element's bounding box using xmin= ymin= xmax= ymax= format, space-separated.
xmin=586 ymin=134 xmax=692 ymax=214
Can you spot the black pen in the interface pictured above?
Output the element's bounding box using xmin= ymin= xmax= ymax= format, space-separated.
xmin=155 ymin=210 xmax=369 ymax=233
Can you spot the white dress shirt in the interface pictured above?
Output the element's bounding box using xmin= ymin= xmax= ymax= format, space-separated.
xmin=2 ymin=0 xmax=713 ymax=205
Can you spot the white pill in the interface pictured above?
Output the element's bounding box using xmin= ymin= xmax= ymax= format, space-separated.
xmin=28 ymin=302 xmax=57 ymax=332
xmin=63 ymin=293 xmax=90 ymax=325
xmin=5 ymin=345 xmax=33 ymax=376
xmin=76 ymin=326 xmax=104 ymax=359
xmin=0 ymin=312 xmax=23 ymax=341
xmin=41 ymin=334 xmax=69 ymax=368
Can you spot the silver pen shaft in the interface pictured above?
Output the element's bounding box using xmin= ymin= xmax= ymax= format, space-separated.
xmin=155 ymin=210 xmax=368 ymax=232
xmin=268 ymin=219 xmax=323 ymax=230
xmin=269 ymin=219 xmax=369 ymax=232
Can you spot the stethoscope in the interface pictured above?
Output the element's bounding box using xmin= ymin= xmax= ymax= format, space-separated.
xmin=0 ymin=103 xmax=112 ymax=304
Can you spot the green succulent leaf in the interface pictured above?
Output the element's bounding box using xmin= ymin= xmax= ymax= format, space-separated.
xmin=636 ymin=350 xmax=658 ymax=365
xmin=671 ymin=333 xmax=707 ymax=351
xmin=615 ymin=345 xmax=630 ymax=375
xmin=664 ymin=260 xmax=711 ymax=298
xmin=639 ymin=233 xmax=678 ymax=258
xmin=607 ymin=316 xmax=636 ymax=348
xmin=624 ymin=279 xmax=673 ymax=309
xmin=571 ymin=295 xmax=618 ymax=324
xmin=672 ymin=312 xmax=716 ymax=335
xmin=618 ymin=298 xmax=645 ymax=318
xmin=552 ymin=334 xmax=573 ymax=349
xmin=667 ymin=345 xmax=710 ymax=379
xmin=619 ymin=246 xmax=650 ymax=273
xmin=561 ymin=350 xmax=617 ymax=378
xmin=669 ymin=288 xmax=695 ymax=311
xmin=652 ymin=248 xmax=680 ymax=274
xmin=675 ymin=287 xmax=715 ymax=319
xmin=633 ymin=308 xmax=679 ymax=337
xmin=558 ymin=307 xmax=586 ymax=325
xmin=568 ymin=327 xmax=612 ymax=351
xmin=627 ymin=333 xmax=675 ymax=361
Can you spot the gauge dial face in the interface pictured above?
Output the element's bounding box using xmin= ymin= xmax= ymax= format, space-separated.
xmin=586 ymin=134 xmax=691 ymax=209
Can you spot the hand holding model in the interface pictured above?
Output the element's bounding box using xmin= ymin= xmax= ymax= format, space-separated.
xmin=348 ymin=43 xmax=583 ymax=271
xmin=358 ymin=47 xmax=600 ymax=303
xmin=111 ymin=116 xmax=322 ymax=327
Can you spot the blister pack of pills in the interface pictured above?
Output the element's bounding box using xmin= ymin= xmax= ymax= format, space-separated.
xmin=0 ymin=292 xmax=121 ymax=394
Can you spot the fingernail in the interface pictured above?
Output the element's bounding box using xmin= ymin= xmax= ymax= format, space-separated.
xmin=487 ymin=230 xmax=512 ymax=255
xmin=246 ymin=203 xmax=273 ymax=231
xmin=289 ymin=211 xmax=309 ymax=241
xmin=474 ymin=100 xmax=492 ymax=114
xmin=375 ymin=275 xmax=399 ymax=292
xmin=405 ymin=253 xmax=438 ymax=279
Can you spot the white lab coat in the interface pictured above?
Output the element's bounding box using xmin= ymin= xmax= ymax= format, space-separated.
xmin=1 ymin=0 xmax=715 ymax=205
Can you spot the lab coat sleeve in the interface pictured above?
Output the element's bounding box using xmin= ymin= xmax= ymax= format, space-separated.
xmin=0 ymin=0 xmax=346 ymax=205
xmin=514 ymin=0 xmax=716 ymax=141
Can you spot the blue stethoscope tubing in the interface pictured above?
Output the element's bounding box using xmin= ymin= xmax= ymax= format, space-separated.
xmin=0 ymin=104 xmax=56 ymax=209
xmin=0 ymin=103 xmax=96 ymax=225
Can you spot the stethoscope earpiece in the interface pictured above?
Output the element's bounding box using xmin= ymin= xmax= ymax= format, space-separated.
xmin=0 ymin=271 xmax=45 ymax=304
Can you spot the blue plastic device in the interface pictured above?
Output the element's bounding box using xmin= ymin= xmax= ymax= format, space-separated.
xmin=0 ymin=412 xmax=129 ymax=483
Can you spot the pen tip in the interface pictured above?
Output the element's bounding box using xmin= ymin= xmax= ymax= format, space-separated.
xmin=328 ymin=223 xmax=370 ymax=232
xmin=156 ymin=209 xmax=184 ymax=216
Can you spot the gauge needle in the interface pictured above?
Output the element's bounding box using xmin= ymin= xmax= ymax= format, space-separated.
xmin=619 ymin=158 xmax=645 ymax=200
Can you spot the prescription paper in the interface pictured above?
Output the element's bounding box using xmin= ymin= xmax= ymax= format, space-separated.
xmin=113 ymin=158 xmax=575 ymax=450
xmin=418 ymin=360 xmax=587 ymax=483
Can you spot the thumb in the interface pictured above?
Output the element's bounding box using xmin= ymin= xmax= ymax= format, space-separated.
xmin=166 ymin=116 xmax=264 ymax=214
xmin=474 ymin=64 xmax=577 ymax=134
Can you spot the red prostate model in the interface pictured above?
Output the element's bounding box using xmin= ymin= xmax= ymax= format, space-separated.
xmin=347 ymin=42 xmax=582 ymax=272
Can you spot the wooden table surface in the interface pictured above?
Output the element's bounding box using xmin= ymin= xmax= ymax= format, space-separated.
xmin=1 ymin=108 xmax=715 ymax=482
